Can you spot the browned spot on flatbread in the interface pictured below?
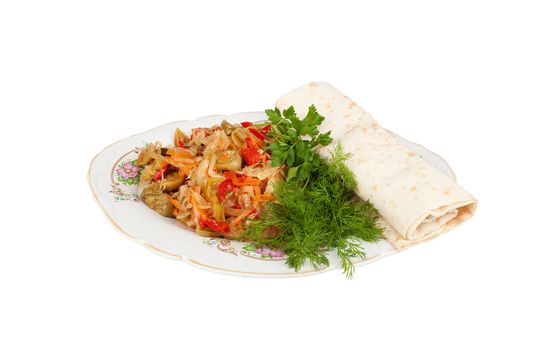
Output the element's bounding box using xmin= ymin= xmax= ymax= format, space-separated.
xmin=407 ymin=152 xmax=417 ymax=157
xmin=443 ymin=189 xmax=451 ymax=196
xmin=348 ymin=102 xmax=356 ymax=109
xmin=325 ymin=101 xmax=331 ymax=108
xmin=410 ymin=186 xmax=417 ymax=192
xmin=308 ymin=82 xmax=318 ymax=87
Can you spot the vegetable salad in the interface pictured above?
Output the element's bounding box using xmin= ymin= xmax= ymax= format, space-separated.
xmin=137 ymin=120 xmax=282 ymax=239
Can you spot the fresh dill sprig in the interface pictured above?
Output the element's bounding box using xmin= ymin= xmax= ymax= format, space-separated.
xmin=243 ymin=144 xmax=383 ymax=278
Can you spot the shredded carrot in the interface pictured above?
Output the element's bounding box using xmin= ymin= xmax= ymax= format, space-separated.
xmin=231 ymin=208 xmax=254 ymax=227
xmin=252 ymin=186 xmax=261 ymax=208
xmin=234 ymin=178 xmax=260 ymax=186
xmin=252 ymin=137 xmax=265 ymax=148
xmin=165 ymin=157 xmax=195 ymax=167
xmin=224 ymin=207 xmax=244 ymax=217
xmin=222 ymin=170 xmax=259 ymax=186
xmin=167 ymin=195 xmax=181 ymax=209
xmin=189 ymin=191 xmax=208 ymax=220
xmin=259 ymin=193 xmax=274 ymax=201
xmin=167 ymin=147 xmax=195 ymax=159
xmin=178 ymin=165 xmax=194 ymax=177
xmin=222 ymin=171 xmax=235 ymax=180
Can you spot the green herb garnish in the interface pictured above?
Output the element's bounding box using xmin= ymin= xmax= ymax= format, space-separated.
xmin=245 ymin=105 xmax=383 ymax=277
xmin=265 ymin=105 xmax=333 ymax=182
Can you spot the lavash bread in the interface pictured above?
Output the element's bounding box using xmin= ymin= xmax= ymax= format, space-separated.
xmin=275 ymin=82 xmax=477 ymax=249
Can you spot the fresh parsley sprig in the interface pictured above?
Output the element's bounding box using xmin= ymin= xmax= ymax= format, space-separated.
xmin=265 ymin=105 xmax=332 ymax=182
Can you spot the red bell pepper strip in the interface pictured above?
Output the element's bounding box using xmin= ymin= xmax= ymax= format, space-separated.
xmin=261 ymin=124 xmax=271 ymax=135
xmin=248 ymin=127 xmax=266 ymax=141
xmin=241 ymin=121 xmax=253 ymax=127
xmin=217 ymin=178 xmax=235 ymax=201
xmin=222 ymin=171 xmax=235 ymax=181
xmin=176 ymin=140 xmax=185 ymax=148
xmin=246 ymin=137 xmax=255 ymax=148
xmin=199 ymin=217 xmax=230 ymax=233
xmin=240 ymin=137 xmax=263 ymax=165
xmin=152 ymin=163 xmax=170 ymax=181
xmin=223 ymin=171 xmax=248 ymax=184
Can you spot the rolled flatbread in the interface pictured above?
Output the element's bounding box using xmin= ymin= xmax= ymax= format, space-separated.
xmin=275 ymin=82 xmax=477 ymax=250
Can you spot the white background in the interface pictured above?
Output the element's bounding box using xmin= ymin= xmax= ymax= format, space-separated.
xmin=1 ymin=1 xmax=556 ymax=349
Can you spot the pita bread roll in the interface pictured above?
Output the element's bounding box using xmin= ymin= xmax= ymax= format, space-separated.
xmin=275 ymin=82 xmax=477 ymax=249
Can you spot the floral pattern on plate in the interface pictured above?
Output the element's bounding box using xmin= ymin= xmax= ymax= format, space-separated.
xmin=203 ymin=239 xmax=287 ymax=261
xmin=241 ymin=243 xmax=287 ymax=260
xmin=110 ymin=149 xmax=143 ymax=202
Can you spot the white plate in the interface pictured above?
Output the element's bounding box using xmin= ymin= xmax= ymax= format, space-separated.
xmin=89 ymin=112 xmax=455 ymax=277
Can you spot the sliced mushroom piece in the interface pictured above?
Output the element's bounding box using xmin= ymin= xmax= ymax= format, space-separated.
xmin=136 ymin=144 xmax=169 ymax=166
xmin=220 ymin=120 xmax=234 ymax=135
xmin=136 ymin=148 xmax=153 ymax=166
xmin=174 ymin=128 xmax=189 ymax=146
xmin=215 ymin=150 xmax=242 ymax=171
xmin=159 ymin=171 xmax=185 ymax=192
xmin=141 ymin=185 xmax=174 ymax=217
xmin=231 ymin=128 xmax=249 ymax=148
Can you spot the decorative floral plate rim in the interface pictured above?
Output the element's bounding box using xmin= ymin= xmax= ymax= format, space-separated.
xmin=88 ymin=111 xmax=456 ymax=277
